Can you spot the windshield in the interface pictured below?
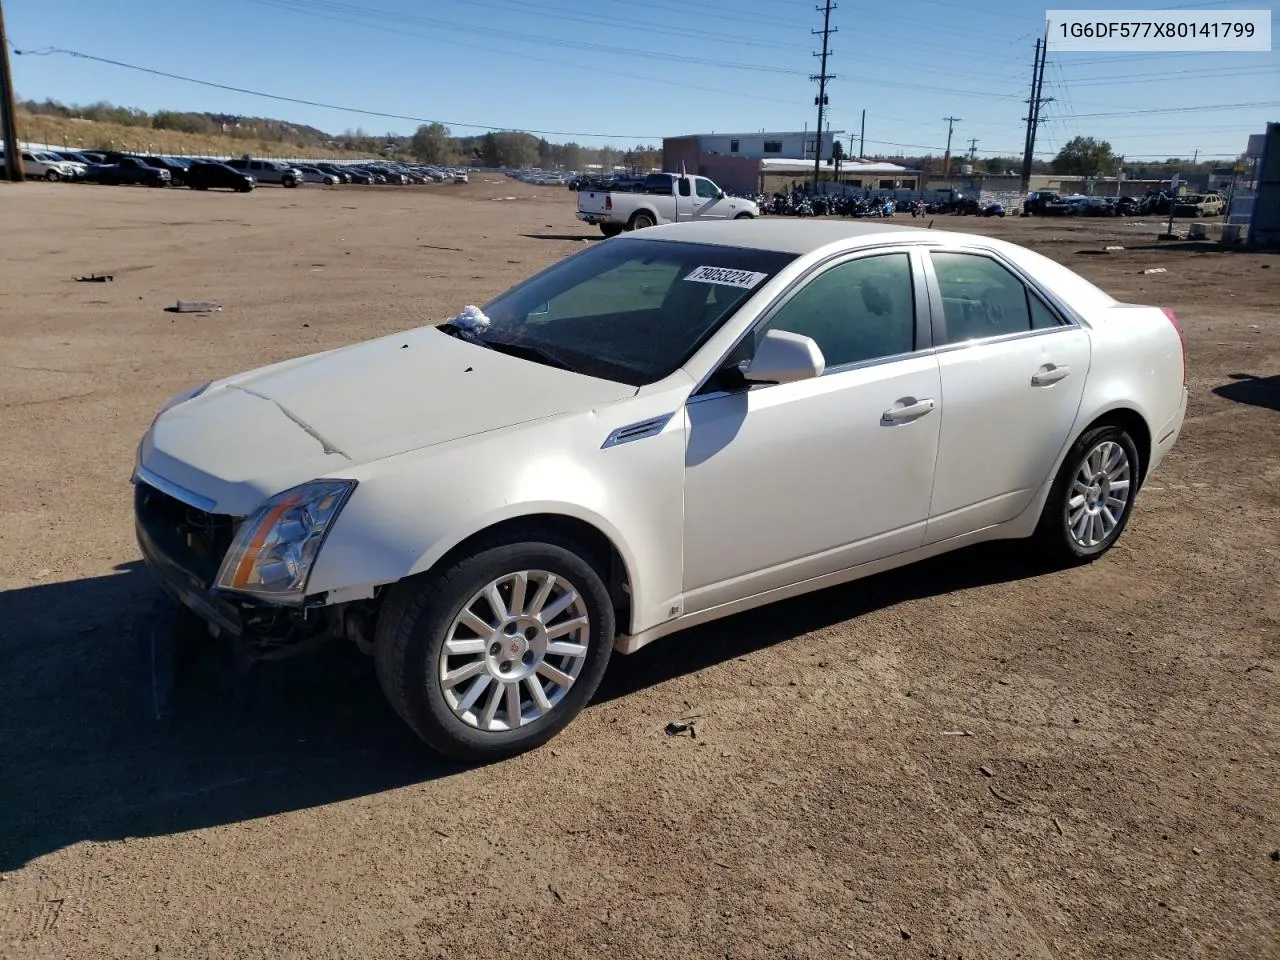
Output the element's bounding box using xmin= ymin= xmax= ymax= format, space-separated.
xmin=473 ymin=237 xmax=797 ymax=386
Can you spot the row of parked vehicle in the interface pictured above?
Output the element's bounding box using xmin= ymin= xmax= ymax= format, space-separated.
xmin=8 ymin=147 xmax=473 ymax=192
xmin=1024 ymin=190 xmax=1227 ymax=218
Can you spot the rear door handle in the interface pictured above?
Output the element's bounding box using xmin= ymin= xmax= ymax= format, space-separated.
xmin=1031 ymin=364 xmax=1071 ymax=386
xmin=882 ymin=397 xmax=936 ymax=424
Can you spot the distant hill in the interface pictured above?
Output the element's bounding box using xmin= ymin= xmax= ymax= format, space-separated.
xmin=15 ymin=98 xmax=403 ymax=158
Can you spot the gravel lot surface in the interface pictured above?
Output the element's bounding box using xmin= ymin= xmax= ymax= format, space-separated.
xmin=2 ymin=179 xmax=1277 ymax=960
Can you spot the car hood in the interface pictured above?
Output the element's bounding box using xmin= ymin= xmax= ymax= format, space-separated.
xmin=141 ymin=326 xmax=636 ymax=515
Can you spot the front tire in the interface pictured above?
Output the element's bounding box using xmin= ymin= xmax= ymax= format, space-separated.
xmin=734 ymin=212 xmax=754 ymax=220
xmin=46 ymin=170 xmax=61 ymax=182
xmin=375 ymin=535 xmax=615 ymax=761
xmin=283 ymin=176 xmax=298 ymax=188
xmin=1034 ymin=425 xmax=1140 ymax=564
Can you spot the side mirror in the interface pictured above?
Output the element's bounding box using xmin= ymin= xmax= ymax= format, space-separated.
xmin=741 ymin=329 xmax=826 ymax=385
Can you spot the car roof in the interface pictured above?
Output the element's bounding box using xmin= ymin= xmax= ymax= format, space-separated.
xmin=637 ymin=219 xmax=963 ymax=255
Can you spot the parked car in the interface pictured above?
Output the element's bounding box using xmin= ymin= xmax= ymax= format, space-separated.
xmin=316 ymin=164 xmax=354 ymax=183
xmin=132 ymin=220 xmax=1187 ymax=760
xmin=23 ymin=150 xmax=88 ymax=181
xmin=1023 ymin=191 xmax=1061 ymax=216
xmin=225 ymin=158 xmax=301 ymax=187
xmin=1173 ymin=193 xmax=1225 ymax=217
xmin=90 ymin=157 xmax=171 ymax=187
xmin=140 ymin=156 xmax=191 ymax=187
xmin=978 ymin=202 xmax=1006 ymax=217
xmin=453 ymin=170 xmax=470 ymax=184
xmin=1077 ymin=196 xmax=1114 ymax=217
xmin=577 ymin=172 xmax=758 ymax=237
xmin=296 ymin=165 xmax=341 ymax=185
xmin=183 ymin=161 xmax=256 ymax=193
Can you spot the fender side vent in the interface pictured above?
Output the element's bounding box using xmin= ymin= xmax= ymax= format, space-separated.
xmin=602 ymin=413 xmax=675 ymax=449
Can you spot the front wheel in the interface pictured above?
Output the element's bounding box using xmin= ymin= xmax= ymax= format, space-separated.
xmin=375 ymin=535 xmax=615 ymax=761
xmin=599 ymin=223 xmax=623 ymax=238
xmin=46 ymin=170 xmax=61 ymax=182
xmin=1033 ymin=425 xmax=1140 ymax=564
xmin=734 ymin=212 xmax=754 ymax=220
xmin=282 ymin=176 xmax=298 ymax=188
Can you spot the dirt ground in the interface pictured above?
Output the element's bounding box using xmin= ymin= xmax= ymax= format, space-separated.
xmin=1 ymin=178 xmax=1276 ymax=960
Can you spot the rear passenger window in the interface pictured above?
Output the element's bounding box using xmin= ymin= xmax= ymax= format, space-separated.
xmin=930 ymin=252 xmax=1062 ymax=343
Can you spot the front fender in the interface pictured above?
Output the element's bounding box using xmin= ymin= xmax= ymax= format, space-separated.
xmin=306 ymin=393 xmax=690 ymax=634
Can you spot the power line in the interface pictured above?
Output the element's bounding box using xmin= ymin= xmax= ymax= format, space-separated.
xmin=10 ymin=46 xmax=665 ymax=139
xmin=256 ymin=0 xmax=807 ymax=75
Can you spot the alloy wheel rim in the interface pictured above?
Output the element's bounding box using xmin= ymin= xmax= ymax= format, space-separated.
xmin=1066 ymin=440 xmax=1132 ymax=548
xmin=439 ymin=570 xmax=590 ymax=732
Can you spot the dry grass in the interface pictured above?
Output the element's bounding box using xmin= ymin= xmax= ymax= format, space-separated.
xmin=16 ymin=110 xmax=375 ymax=160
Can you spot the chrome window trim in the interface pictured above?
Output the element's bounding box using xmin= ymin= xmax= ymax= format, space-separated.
xmin=688 ymin=242 xmax=935 ymax=400
xmin=132 ymin=464 xmax=219 ymax=513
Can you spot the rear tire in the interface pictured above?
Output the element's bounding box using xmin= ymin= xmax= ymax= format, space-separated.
xmin=375 ymin=534 xmax=615 ymax=761
xmin=599 ymin=224 xmax=624 ymax=238
xmin=628 ymin=211 xmax=655 ymax=231
xmin=1033 ymin=424 xmax=1141 ymax=565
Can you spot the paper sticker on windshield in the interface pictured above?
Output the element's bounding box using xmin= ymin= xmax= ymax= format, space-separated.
xmin=684 ymin=266 xmax=768 ymax=289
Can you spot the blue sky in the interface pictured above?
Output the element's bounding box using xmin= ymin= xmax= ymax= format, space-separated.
xmin=7 ymin=0 xmax=1278 ymax=160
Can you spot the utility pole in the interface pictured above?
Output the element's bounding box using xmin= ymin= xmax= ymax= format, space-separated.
xmin=810 ymin=0 xmax=836 ymax=191
xmin=1019 ymin=30 xmax=1054 ymax=194
xmin=967 ymin=138 xmax=979 ymax=162
xmin=0 ymin=0 xmax=25 ymax=182
xmin=859 ymin=108 xmax=865 ymax=158
xmin=942 ymin=116 xmax=961 ymax=180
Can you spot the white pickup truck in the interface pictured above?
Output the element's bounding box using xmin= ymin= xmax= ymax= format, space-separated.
xmin=576 ymin=173 xmax=758 ymax=237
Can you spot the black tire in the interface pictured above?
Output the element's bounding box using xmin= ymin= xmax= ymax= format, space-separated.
xmin=628 ymin=211 xmax=656 ymax=230
xmin=282 ymin=176 xmax=298 ymax=188
xmin=193 ymin=184 xmax=209 ymax=191
xmin=599 ymin=224 xmax=624 ymax=238
xmin=734 ymin=212 xmax=754 ymax=220
xmin=1033 ymin=424 xmax=1141 ymax=565
xmin=375 ymin=533 xmax=616 ymax=761
xmin=46 ymin=170 xmax=61 ymax=182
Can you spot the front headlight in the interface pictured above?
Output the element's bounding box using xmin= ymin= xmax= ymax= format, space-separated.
xmin=214 ymin=480 xmax=356 ymax=604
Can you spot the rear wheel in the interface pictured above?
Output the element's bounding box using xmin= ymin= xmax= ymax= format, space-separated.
xmin=375 ymin=534 xmax=615 ymax=761
xmin=1034 ymin=425 xmax=1140 ymax=564
xmin=599 ymin=223 xmax=624 ymax=238
xmin=628 ymin=211 xmax=655 ymax=231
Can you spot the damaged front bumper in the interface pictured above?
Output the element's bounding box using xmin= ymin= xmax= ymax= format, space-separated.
xmin=133 ymin=477 xmax=365 ymax=662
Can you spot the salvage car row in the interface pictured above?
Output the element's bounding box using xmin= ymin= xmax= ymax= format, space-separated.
xmin=5 ymin=147 xmax=471 ymax=192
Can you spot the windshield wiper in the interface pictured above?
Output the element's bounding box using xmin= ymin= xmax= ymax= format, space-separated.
xmin=478 ymin=335 xmax=576 ymax=373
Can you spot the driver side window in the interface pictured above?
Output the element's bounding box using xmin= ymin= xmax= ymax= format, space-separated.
xmin=751 ymin=253 xmax=917 ymax=370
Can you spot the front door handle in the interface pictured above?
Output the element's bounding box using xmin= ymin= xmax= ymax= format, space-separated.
xmin=882 ymin=397 xmax=936 ymax=424
xmin=1031 ymin=363 xmax=1071 ymax=386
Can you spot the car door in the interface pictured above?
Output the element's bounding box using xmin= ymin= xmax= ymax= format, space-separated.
xmin=682 ymin=249 xmax=941 ymax=613
xmin=921 ymin=247 xmax=1090 ymax=543
xmin=691 ymin=177 xmax=728 ymax=219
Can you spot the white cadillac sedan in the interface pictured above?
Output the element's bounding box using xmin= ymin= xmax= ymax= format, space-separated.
xmin=133 ymin=220 xmax=1188 ymax=759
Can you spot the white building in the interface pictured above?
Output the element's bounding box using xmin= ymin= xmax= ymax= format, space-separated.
xmin=666 ymin=130 xmax=845 ymax=163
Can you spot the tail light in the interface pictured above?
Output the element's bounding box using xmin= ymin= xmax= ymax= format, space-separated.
xmin=1161 ymin=307 xmax=1188 ymax=386
xmin=605 ymin=195 xmax=612 ymax=211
